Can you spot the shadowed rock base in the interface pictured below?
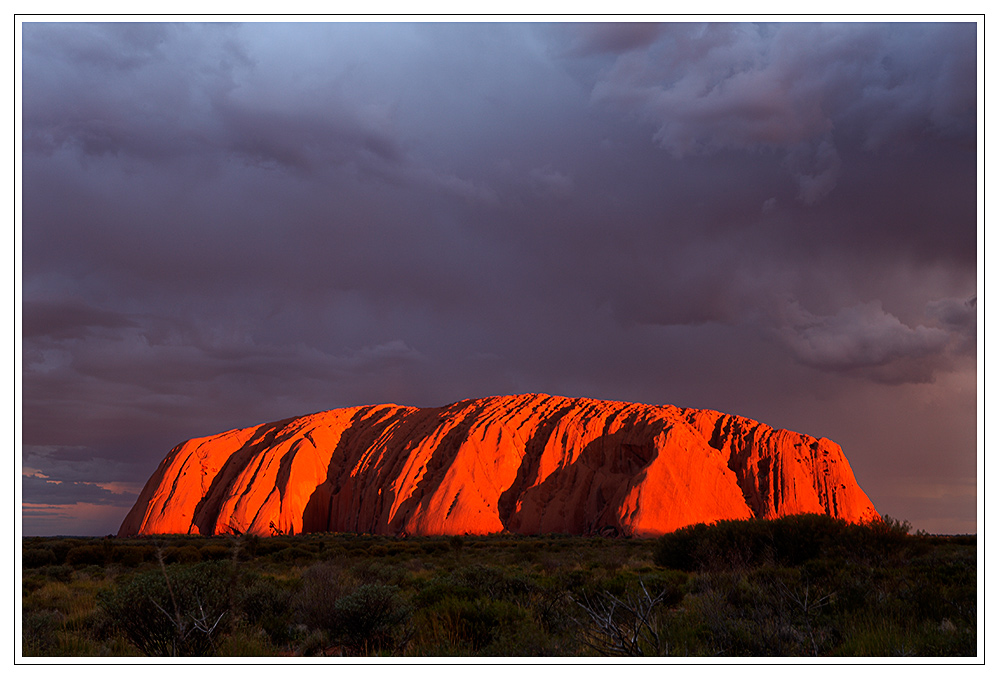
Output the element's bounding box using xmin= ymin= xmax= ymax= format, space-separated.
xmin=118 ymin=394 xmax=879 ymax=537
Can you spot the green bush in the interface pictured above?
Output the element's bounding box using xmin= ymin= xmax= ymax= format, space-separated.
xmin=415 ymin=596 xmax=523 ymax=653
xmin=451 ymin=564 xmax=533 ymax=602
xmin=350 ymin=559 xmax=410 ymax=586
xmin=96 ymin=560 xmax=235 ymax=656
xmin=330 ymin=583 xmax=411 ymax=653
xmin=236 ymin=573 xmax=295 ymax=645
xmin=292 ymin=561 xmax=355 ymax=633
xmin=413 ymin=578 xmax=479 ymax=608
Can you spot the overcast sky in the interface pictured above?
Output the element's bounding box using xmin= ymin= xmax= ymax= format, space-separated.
xmin=19 ymin=21 xmax=979 ymax=536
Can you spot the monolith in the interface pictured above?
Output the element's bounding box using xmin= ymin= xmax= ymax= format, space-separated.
xmin=118 ymin=393 xmax=879 ymax=537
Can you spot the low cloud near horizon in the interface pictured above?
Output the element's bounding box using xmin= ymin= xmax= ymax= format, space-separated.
xmin=20 ymin=21 xmax=979 ymax=535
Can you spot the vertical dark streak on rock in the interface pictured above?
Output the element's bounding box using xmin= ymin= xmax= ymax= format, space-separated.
xmin=191 ymin=420 xmax=292 ymax=535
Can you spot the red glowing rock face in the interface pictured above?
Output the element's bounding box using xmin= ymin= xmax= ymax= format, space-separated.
xmin=118 ymin=394 xmax=880 ymax=537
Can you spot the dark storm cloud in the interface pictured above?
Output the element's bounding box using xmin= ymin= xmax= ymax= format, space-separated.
xmin=20 ymin=21 xmax=978 ymax=534
xmin=23 ymin=23 xmax=241 ymax=161
xmin=567 ymin=22 xmax=667 ymax=55
xmin=212 ymin=93 xmax=410 ymax=176
xmin=585 ymin=22 xmax=976 ymax=202
xmin=775 ymin=299 xmax=965 ymax=384
xmin=22 ymin=23 xmax=431 ymax=192
xmin=40 ymin=22 xmax=172 ymax=71
xmin=926 ymin=296 xmax=978 ymax=356
xmin=23 ymin=298 xmax=138 ymax=340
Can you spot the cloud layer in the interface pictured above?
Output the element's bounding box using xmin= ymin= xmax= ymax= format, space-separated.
xmin=20 ymin=21 xmax=978 ymax=535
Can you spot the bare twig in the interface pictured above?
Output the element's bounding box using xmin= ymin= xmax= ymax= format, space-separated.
xmin=772 ymin=576 xmax=835 ymax=656
xmin=148 ymin=547 xmax=227 ymax=656
xmin=570 ymin=578 xmax=669 ymax=656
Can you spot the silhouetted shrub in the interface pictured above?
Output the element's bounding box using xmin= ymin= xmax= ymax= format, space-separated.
xmin=112 ymin=545 xmax=156 ymax=567
xmin=66 ymin=545 xmax=107 ymax=567
xmin=653 ymin=515 xmax=919 ymax=572
xmin=651 ymin=522 xmax=709 ymax=571
xmin=42 ymin=540 xmax=78 ymax=565
xmin=254 ymin=540 xmax=291 ymax=557
xmin=163 ymin=545 xmax=202 ymax=564
xmin=422 ymin=541 xmax=449 ymax=555
xmin=199 ymin=544 xmax=231 ymax=561
xmin=269 ymin=546 xmax=315 ymax=563
xmin=350 ymin=559 xmax=410 ymax=586
xmin=23 ymin=548 xmax=57 ymax=569
xmin=838 ymin=516 xmax=922 ymax=564
xmin=768 ymin=514 xmax=847 ymax=565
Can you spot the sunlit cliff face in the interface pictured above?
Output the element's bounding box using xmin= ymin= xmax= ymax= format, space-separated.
xmin=119 ymin=394 xmax=879 ymax=538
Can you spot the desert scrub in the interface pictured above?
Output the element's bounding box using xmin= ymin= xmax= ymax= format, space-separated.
xmin=22 ymin=609 xmax=63 ymax=655
xmin=23 ymin=529 xmax=976 ymax=657
xmin=289 ymin=564 xmax=411 ymax=655
xmin=161 ymin=544 xmax=202 ymax=564
xmin=571 ymin=578 xmax=673 ymax=656
xmin=96 ymin=560 xmax=235 ymax=656
xmin=330 ymin=583 xmax=411 ymax=653
xmin=833 ymin=611 xmax=974 ymax=656
xmin=234 ymin=571 xmax=296 ymax=645
xmin=22 ymin=569 xmax=129 ymax=657
xmin=23 ymin=547 xmax=57 ymax=569
xmin=411 ymin=595 xmax=526 ymax=654
xmin=65 ymin=545 xmax=109 ymax=568
xmin=652 ymin=514 xmax=919 ymax=571
xmin=198 ymin=544 xmax=231 ymax=561
xmin=450 ymin=563 xmax=534 ymax=603
xmin=291 ymin=560 xmax=356 ymax=636
xmin=216 ymin=624 xmax=282 ymax=656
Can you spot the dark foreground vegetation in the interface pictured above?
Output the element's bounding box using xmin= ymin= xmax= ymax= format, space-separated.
xmin=22 ymin=515 xmax=976 ymax=657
